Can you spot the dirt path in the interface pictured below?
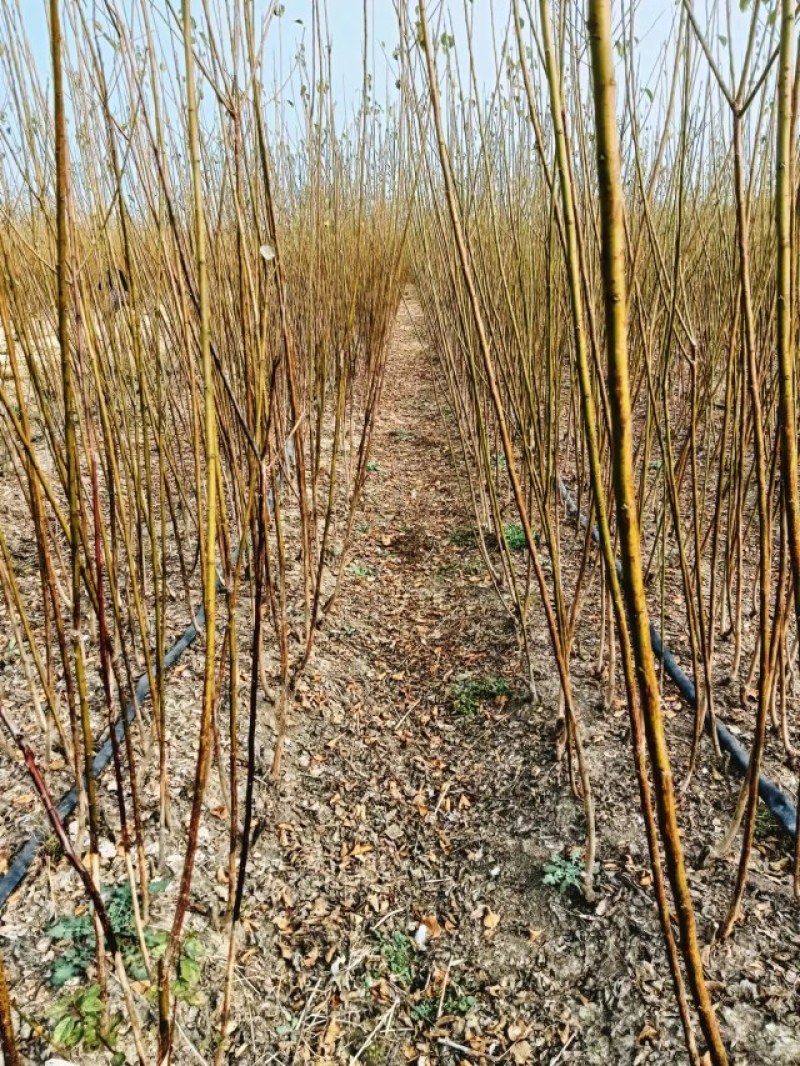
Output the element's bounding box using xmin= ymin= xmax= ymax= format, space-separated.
xmin=244 ymin=291 xmax=545 ymax=1061
xmin=3 ymin=294 xmax=800 ymax=1065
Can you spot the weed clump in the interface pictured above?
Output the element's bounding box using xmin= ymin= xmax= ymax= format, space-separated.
xmin=450 ymin=675 xmax=510 ymax=717
xmin=542 ymin=849 xmax=585 ymax=896
xmin=502 ymin=523 xmax=527 ymax=551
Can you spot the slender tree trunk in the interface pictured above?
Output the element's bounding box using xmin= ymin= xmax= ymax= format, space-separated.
xmin=587 ymin=3 xmax=728 ymax=1062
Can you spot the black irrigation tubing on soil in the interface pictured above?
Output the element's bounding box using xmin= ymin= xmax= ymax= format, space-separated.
xmin=557 ymin=476 xmax=798 ymax=841
xmin=0 ymin=606 xmax=206 ymax=912
xmin=0 ymin=454 xmax=293 ymax=913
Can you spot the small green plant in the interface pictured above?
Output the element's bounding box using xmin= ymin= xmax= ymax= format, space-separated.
xmin=350 ymin=562 xmax=375 ymax=577
xmin=755 ymin=803 xmax=779 ymax=842
xmin=47 ymin=913 xmax=95 ymax=987
xmin=173 ymin=933 xmax=205 ymax=1004
xmin=274 ymin=1014 xmax=303 ymax=1041
xmin=362 ymin=1039 xmax=391 ymax=1065
xmin=502 ymin=522 xmax=526 ymax=551
xmin=382 ymin=930 xmax=414 ymax=986
xmin=47 ymin=879 xmax=171 ymax=987
xmin=450 ymin=675 xmax=510 ymax=717
xmin=49 ymin=984 xmax=123 ymax=1060
xmin=367 ymin=459 xmax=380 ymax=472
xmin=411 ymin=988 xmax=476 ymax=1024
xmin=542 ymin=849 xmax=584 ymax=895
xmin=410 ymin=997 xmax=437 ymax=1024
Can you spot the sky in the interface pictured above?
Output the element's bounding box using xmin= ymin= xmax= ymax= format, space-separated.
xmin=0 ymin=0 xmax=769 ymax=154
xmin=9 ymin=2 xmax=758 ymax=104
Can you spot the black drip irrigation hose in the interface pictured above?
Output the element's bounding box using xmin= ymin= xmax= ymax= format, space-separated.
xmin=557 ymin=477 xmax=797 ymax=840
xmin=0 ymin=608 xmax=205 ymax=912
xmin=0 ymin=456 xmax=292 ymax=913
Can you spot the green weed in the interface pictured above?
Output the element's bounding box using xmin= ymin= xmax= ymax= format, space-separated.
xmin=48 ymin=984 xmax=124 ymax=1062
xmin=362 ymin=1040 xmax=392 ymax=1065
xmin=755 ymin=803 xmax=780 ymax=842
xmin=411 ymin=989 xmax=476 ymax=1024
xmin=46 ymin=880 xmax=203 ymax=1004
xmin=502 ymin=523 xmax=527 ymax=551
xmin=172 ymin=933 xmax=205 ymax=1005
xmin=350 ymin=562 xmax=375 ymax=577
xmin=542 ymin=849 xmax=584 ymax=895
xmin=47 ymin=879 xmax=170 ymax=987
xmin=450 ymin=675 xmax=510 ymax=717
xmin=381 ymin=930 xmax=414 ymax=985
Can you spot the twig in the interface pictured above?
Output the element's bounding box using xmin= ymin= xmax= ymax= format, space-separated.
xmin=352 ymin=999 xmax=398 ymax=1061
xmin=437 ymin=1037 xmax=500 ymax=1061
xmin=549 ymin=1031 xmax=577 ymax=1064
xmin=436 ymin=956 xmax=452 ymax=1020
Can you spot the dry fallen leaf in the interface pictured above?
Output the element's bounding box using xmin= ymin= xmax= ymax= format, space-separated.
xmin=321 ymin=1016 xmax=341 ymax=1049
xmin=421 ymin=914 xmax=442 ymax=939
xmin=304 ymin=945 xmax=319 ymax=968
xmin=483 ymin=908 xmax=500 ymax=935
xmin=311 ymin=896 xmax=330 ymax=917
xmin=637 ymin=1024 xmax=659 ymax=1045
xmin=510 ymin=1040 xmax=532 ymax=1064
xmin=507 ymin=1019 xmax=529 ymax=1042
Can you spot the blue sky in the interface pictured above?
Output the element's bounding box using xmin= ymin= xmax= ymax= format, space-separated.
xmin=4 ymin=1 xmax=766 ymax=136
